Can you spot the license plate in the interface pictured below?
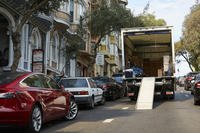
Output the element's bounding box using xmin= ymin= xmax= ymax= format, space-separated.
xmin=128 ymin=93 xmax=134 ymax=96
xmin=155 ymin=92 xmax=161 ymax=95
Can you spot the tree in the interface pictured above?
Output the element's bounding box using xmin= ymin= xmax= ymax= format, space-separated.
xmin=139 ymin=13 xmax=166 ymax=26
xmin=181 ymin=3 xmax=200 ymax=71
xmin=88 ymin=0 xmax=143 ymax=58
xmin=175 ymin=40 xmax=194 ymax=71
xmin=0 ymin=0 xmax=65 ymax=71
xmin=139 ymin=1 xmax=166 ymax=26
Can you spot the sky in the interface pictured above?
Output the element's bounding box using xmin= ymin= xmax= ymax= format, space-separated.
xmin=127 ymin=0 xmax=196 ymax=76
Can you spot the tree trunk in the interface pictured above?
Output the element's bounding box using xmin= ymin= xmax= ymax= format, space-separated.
xmin=180 ymin=53 xmax=194 ymax=72
xmin=11 ymin=32 xmax=21 ymax=72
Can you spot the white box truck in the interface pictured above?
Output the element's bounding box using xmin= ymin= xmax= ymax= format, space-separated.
xmin=121 ymin=26 xmax=176 ymax=101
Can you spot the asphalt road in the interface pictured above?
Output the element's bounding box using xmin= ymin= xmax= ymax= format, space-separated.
xmin=1 ymin=86 xmax=200 ymax=133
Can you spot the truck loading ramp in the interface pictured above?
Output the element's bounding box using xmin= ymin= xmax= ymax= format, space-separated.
xmin=135 ymin=77 xmax=155 ymax=110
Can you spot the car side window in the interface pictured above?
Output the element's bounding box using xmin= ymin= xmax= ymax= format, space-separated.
xmin=48 ymin=78 xmax=61 ymax=90
xmin=38 ymin=75 xmax=51 ymax=88
xmin=88 ymin=79 xmax=97 ymax=88
xmin=22 ymin=75 xmax=44 ymax=88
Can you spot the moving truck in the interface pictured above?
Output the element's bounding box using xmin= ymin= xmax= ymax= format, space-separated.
xmin=121 ymin=26 xmax=176 ymax=100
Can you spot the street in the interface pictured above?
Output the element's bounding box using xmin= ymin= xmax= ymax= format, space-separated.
xmin=1 ymin=86 xmax=200 ymax=133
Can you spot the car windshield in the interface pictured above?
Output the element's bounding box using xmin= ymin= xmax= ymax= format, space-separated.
xmin=61 ymin=79 xmax=88 ymax=88
xmin=93 ymin=77 xmax=109 ymax=84
xmin=113 ymin=77 xmax=123 ymax=83
xmin=0 ymin=72 xmax=26 ymax=85
xmin=112 ymin=74 xmax=123 ymax=83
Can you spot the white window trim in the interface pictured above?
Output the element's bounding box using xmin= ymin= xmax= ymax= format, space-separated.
xmin=50 ymin=31 xmax=59 ymax=68
xmin=28 ymin=28 xmax=42 ymax=71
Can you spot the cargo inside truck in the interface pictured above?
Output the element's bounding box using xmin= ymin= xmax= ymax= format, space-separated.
xmin=123 ymin=28 xmax=173 ymax=77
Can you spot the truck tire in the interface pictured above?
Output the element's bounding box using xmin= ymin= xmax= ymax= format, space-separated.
xmin=194 ymin=99 xmax=200 ymax=105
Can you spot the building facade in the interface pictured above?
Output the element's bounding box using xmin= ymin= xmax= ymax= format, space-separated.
xmin=93 ymin=0 xmax=128 ymax=77
xmin=0 ymin=0 xmax=91 ymax=77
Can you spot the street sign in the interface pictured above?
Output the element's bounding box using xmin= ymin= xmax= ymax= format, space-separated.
xmin=96 ymin=53 xmax=104 ymax=66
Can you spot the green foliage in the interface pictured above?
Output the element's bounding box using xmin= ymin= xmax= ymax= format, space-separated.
xmin=138 ymin=13 xmax=166 ymax=26
xmin=138 ymin=1 xmax=166 ymax=27
xmin=88 ymin=0 xmax=141 ymax=38
xmin=182 ymin=3 xmax=200 ymax=71
xmin=88 ymin=0 xmax=167 ymax=58
xmin=28 ymin=0 xmax=66 ymax=14
xmin=65 ymin=33 xmax=85 ymax=59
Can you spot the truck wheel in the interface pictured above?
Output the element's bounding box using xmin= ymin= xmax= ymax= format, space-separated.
xmin=130 ymin=97 xmax=136 ymax=101
xmin=170 ymin=94 xmax=175 ymax=100
xmin=194 ymin=99 xmax=199 ymax=105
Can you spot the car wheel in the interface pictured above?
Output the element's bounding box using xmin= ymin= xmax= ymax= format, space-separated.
xmin=88 ymin=97 xmax=95 ymax=109
xmin=65 ymin=100 xmax=78 ymax=120
xmin=28 ymin=105 xmax=42 ymax=133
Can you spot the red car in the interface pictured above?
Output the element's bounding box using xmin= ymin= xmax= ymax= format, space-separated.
xmin=0 ymin=72 xmax=78 ymax=133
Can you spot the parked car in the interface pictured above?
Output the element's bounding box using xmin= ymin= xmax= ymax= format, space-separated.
xmin=60 ymin=77 xmax=105 ymax=109
xmin=0 ymin=72 xmax=78 ymax=133
xmin=93 ymin=76 xmax=125 ymax=100
xmin=192 ymin=73 xmax=200 ymax=105
xmin=176 ymin=76 xmax=185 ymax=87
xmin=112 ymin=73 xmax=127 ymax=96
xmin=184 ymin=72 xmax=199 ymax=91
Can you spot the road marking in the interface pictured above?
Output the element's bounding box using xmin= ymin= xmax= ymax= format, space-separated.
xmin=103 ymin=119 xmax=114 ymax=123
xmin=122 ymin=107 xmax=129 ymax=110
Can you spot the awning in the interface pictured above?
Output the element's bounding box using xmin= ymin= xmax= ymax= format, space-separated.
xmin=54 ymin=17 xmax=70 ymax=29
xmin=30 ymin=15 xmax=53 ymax=33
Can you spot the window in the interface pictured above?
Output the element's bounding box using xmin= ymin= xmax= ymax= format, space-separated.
xmin=70 ymin=0 xmax=74 ymax=22
xmin=38 ymin=74 xmax=50 ymax=88
xmin=60 ymin=2 xmax=68 ymax=12
xmin=23 ymin=28 xmax=41 ymax=71
xmin=88 ymin=79 xmax=97 ymax=88
xmin=22 ymin=24 xmax=29 ymax=70
xmin=61 ymin=79 xmax=88 ymax=88
xmin=22 ymin=75 xmax=43 ymax=88
xmin=59 ymin=38 xmax=66 ymax=71
xmin=50 ymin=33 xmax=59 ymax=62
xmin=48 ymin=78 xmax=61 ymax=90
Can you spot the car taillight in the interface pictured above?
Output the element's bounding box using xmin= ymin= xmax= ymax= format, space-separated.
xmin=0 ymin=92 xmax=15 ymax=99
xmin=103 ymin=85 xmax=111 ymax=89
xmin=195 ymin=83 xmax=200 ymax=89
xmin=79 ymin=91 xmax=89 ymax=95
xmin=187 ymin=77 xmax=193 ymax=81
